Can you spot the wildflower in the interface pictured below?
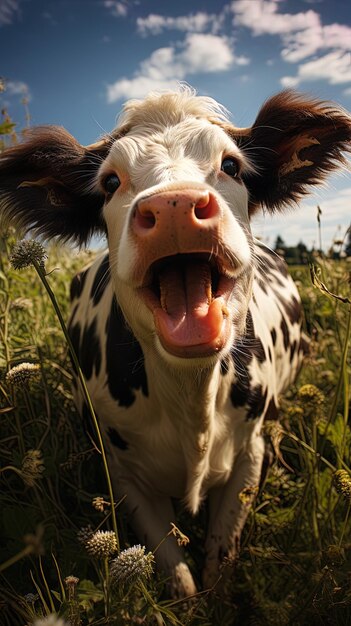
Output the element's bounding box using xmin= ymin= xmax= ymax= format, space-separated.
xmin=333 ymin=469 xmax=351 ymax=500
xmin=65 ymin=575 xmax=79 ymax=601
xmin=170 ymin=523 xmax=190 ymax=547
xmin=84 ymin=530 xmax=118 ymax=558
xmin=10 ymin=239 xmax=46 ymax=271
xmin=5 ymin=362 xmax=40 ymax=387
xmin=298 ymin=384 xmax=324 ymax=406
xmin=77 ymin=525 xmax=94 ymax=545
xmin=110 ymin=545 xmax=154 ymax=590
xmin=239 ymin=485 xmax=259 ymax=505
xmin=21 ymin=450 xmax=45 ymax=486
xmin=24 ymin=593 xmax=39 ymax=604
xmin=92 ymin=496 xmax=110 ymax=513
xmin=32 ymin=615 xmax=69 ymax=626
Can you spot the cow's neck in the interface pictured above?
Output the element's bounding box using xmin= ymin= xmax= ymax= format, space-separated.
xmin=145 ymin=351 xmax=232 ymax=513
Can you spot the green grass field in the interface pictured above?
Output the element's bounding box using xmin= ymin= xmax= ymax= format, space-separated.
xmin=0 ymin=228 xmax=350 ymax=626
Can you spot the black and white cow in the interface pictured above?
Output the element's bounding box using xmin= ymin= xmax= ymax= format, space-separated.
xmin=0 ymin=88 xmax=350 ymax=597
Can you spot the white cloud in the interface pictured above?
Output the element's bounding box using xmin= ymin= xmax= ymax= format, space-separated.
xmin=107 ymin=33 xmax=247 ymax=102
xmin=137 ymin=12 xmax=222 ymax=36
xmin=104 ymin=0 xmax=129 ymax=18
xmin=281 ymin=51 xmax=351 ymax=88
xmin=282 ymin=23 xmax=351 ymax=63
xmin=6 ymin=80 xmax=31 ymax=99
xmin=231 ymin=0 xmax=319 ymax=36
xmin=0 ymin=0 xmax=20 ymax=25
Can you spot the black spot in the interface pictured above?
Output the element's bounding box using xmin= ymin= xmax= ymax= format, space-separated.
xmin=268 ymin=346 xmax=273 ymax=362
xmin=290 ymin=340 xmax=297 ymax=362
xmin=80 ymin=318 xmax=102 ymax=379
xmin=107 ymin=427 xmax=128 ymax=450
xmin=106 ymin=298 xmax=148 ymax=407
xmin=246 ymin=385 xmax=268 ymax=421
xmin=264 ymin=396 xmax=279 ymax=421
xmin=280 ymin=316 xmax=290 ymax=350
xmin=220 ymin=356 xmax=230 ymax=375
xmin=230 ymin=380 xmax=249 ymax=407
xmin=271 ymin=328 xmax=277 ymax=346
xmin=280 ymin=295 xmax=301 ymax=325
xmin=91 ymin=254 xmax=110 ymax=306
xmin=70 ymin=268 xmax=88 ymax=301
xmin=252 ymin=337 xmax=266 ymax=363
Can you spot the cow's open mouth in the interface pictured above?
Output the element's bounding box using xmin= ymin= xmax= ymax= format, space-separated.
xmin=138 ymin=253 xmax=235 ymax=357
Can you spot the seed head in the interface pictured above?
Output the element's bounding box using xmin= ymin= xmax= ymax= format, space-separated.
xmin=21 ymin=449 xmax=45 ymax=487
xmin=333 ymin=469 xmax=351 ymax=500
xmin=77 ymin=525 xmax=94 ymax=545
xmin=84 ymin=530 xmax=118 ymax=558
xmin=298 ymin=384 xmax=324 ymax=405
xmin=10 ymin=239 xmax=46 ymax=270
xmin=110 ymin=545 xmax=154 ymax=590
xmin=24 ymin=593 xmax=39 ymax=604
xmin=170 ymin=523 xmax=190 ymax=547
xmin=92 ymin=496 xmax=110 ymax=513
xmin=5 ymin=362 xmax=40 ymax=387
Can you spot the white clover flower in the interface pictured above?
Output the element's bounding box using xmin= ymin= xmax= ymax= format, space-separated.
xmin=110 ymin=545 xmax=154 ymax=590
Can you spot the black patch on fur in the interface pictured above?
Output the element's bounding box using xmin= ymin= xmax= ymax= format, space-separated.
xmin=290 ymin=340 xmax=297 ymax=362
xmin=246 ymin=385 xmax=268 ymax=421
xmin=220 ymin=356 xmax=230 ymax=375
xmin=105 ymin=297 xmax=148 ymax=407
xmin=268 ymin=346 xmax=273 ymax=362
xmin=271 ymin=328 xmax=277 ymax=346
xmin=80 ymin=317 xmax=102 ymax=380
xmin=70 ymin=269 xmax=88 ymax=301
xmin=91 ymin=254 xmax=110 ymax=306
xmin=264 ymin=396 xmax=279 ymax=421
xmin=281 ymin=295 xmax=301 ymax=325
xmin=107 ymin=427 xmax=128 ymax=450
xmin=68 ymin=321 xmax=81 ymax=375
xmin=82 ymin=401 xmax=98 ymax=446
xmin=280 ymin=316 xmax=290 ymax=350
xmin=252 ymin=337 xmax=266 ymax=363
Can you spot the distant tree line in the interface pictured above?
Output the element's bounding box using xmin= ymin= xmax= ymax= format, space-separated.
xmin=273 ymin=226 xmax=351 ymax=265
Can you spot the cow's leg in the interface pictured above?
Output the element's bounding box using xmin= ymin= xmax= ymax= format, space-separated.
xmin=203 ymin=433 xmax=265 ymax=589
xmin=115 ymin=477 xmax=197 ymax=598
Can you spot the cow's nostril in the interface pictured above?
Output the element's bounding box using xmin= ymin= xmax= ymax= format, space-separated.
xmin=194 ymin=194 xmax=214 ymax=220
xmin=135 ymin=207 xmax=156 ymax=230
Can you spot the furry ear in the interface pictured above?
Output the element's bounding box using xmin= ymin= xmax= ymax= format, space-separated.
xmin=0 ymin=126 xmax=111 ymax=244
xmin=230 ymin=91 xmax=351 ymax=213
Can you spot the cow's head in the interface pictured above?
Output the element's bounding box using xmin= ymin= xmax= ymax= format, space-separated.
xmin=1 ymin=89 xmax=350 ymax=363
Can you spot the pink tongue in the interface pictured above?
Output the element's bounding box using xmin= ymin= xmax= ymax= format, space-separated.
xmin=154 ymin=261 xmax=225 ymax=348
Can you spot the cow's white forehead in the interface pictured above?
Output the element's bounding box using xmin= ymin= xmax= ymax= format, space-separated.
xmin=116 ymin=87 xmax=231 ymax=131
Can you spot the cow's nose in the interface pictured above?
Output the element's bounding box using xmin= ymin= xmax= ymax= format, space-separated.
xmin=132 ymin=189 xmax=220 ymax=237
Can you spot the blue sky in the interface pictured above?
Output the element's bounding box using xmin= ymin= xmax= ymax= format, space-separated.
xmin=1 ymin=0 xmax=350 ymax=250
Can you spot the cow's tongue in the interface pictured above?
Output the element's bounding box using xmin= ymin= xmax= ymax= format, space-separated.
xmin=154 ymin=260 xmax=226 ymax=348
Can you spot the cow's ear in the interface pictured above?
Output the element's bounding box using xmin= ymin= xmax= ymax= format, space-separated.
xmin=230 ymin=91 xmax=351 ymax=214
xmin=0 ymin=126 xmax=111 ymax=245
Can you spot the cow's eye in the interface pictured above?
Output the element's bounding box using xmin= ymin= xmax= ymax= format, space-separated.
xmin=221 ymin=157 xmax=239 ymax=178
xmin=103 ymin=173 xmax=121 ymax=195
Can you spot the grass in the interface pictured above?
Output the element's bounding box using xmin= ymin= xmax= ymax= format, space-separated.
xmin=0 ymin=231 xmax=350 ymax=626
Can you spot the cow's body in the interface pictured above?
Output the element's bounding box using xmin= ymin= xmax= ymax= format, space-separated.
xmin=68 ymin=241 xmax=304 ymax=593
xmin=1 ymin=87 xmax=349 ymax=597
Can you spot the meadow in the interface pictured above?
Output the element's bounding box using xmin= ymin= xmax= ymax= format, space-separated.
xmin=0 ymin=112 xmax=351 ymax=626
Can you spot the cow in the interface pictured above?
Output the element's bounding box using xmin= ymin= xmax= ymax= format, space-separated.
xmin=0 ymin=87 xmax=350 ymax=597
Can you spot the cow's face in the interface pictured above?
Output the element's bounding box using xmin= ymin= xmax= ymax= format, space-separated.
xmin=1 ymin=89 xmax=350 ymax=363
xmin=97 ymin=103 xmax=255 ymax=362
